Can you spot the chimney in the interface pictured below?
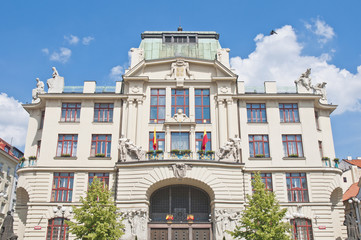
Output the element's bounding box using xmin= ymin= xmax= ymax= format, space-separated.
xmin=348 ymin=156 xmax=353 ymax=160
xmin=357 ymin=157 xmax=361 ymax=160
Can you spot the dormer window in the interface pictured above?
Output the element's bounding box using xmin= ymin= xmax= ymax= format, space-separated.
xmin=163 ymin=34 xmax=197 ymax=44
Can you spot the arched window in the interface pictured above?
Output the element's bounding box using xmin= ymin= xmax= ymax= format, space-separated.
xmin=291 ymin=218 xmax=313 ymax=240
xmin=46 ymin=218 xmax=69 ymax=240
xmin=150 ymin=185 xmax=210 ymax=223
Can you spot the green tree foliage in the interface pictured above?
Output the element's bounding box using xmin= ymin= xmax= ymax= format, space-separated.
xmin=66 ymin=177 xmax=124 ymax=240
xmin=228 ymin=172 xmax=291 ymax=240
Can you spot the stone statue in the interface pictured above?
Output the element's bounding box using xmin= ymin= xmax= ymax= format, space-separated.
xmin=173 ymin=108 xmax=189 ymax=122
xmin=31 ymin=78 xmax=45 ymax=103
xmin=47 ymin=67 xmax=64 ymax=93
xmin=344 ymin=211 xmax=360 ymax=240
xmin=118 ymin=135 xmax=128 ymax=161
xmin=165 ymin=59 xmax=193 ymax=87
xmin=118 ymin=137 xmax=145 ymax=161
xmin=295 ymin=68 xmax=312 ymax=93
xmin=0 ymin=211 xmax=18 ymax=240
xmin=121 ymin=209 xmax=148 ymax=240
xmin=230 ymin=135 xmax=242 ymax=162
xmin=217 ymin=137 xmax=242 ymax=162
xmin=312 ymin=82 xmax=327 ymax=104
xmin=170 ymin=163 xmax=192 ymax=178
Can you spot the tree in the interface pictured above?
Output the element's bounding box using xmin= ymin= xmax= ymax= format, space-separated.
xmin=228 ymin=172 xmax=291 ymax=240
xmin=66 ymin=177 xmax=124 ymax=240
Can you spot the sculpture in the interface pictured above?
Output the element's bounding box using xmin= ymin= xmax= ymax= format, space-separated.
xmin=31 ymin=78 xmax=45 ymax=103
xmin=172 ymin=108 xmax=189 ymax=123
xmin=121 ymin=209 xmax=148 ymax=240
xmin=295 ymin=68 xmax=312 ymax=92
xmin=295 ymin=69 xmax=329 ymax=103
xmin=118 ymin=135 xmax=128 ymax=161
xmin=47 ymin=67 xmax=64 ymax=93
xmin=118 ymin=136 xmax=145 ymax=161
xmin=344 ymin=211 xmax=359 ymax=240
xmin=312 ymin=82 xmax=327 ymax=104
xmin=216 ymin=136 xmax=242 ymax=162
xmin=0 ymin=211 xmax=18 ymax=240
xmin=165 ymin=59 xmax=193 ymax=87
xmin=170 ymin=163 xmax=192 ymax=178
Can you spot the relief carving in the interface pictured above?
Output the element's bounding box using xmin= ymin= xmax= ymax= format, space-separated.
xmin=165 ymin=59 xmax=193 ymax=87
xmin=216 ymin=135 xmax=241 ymax=162
xmin=169 ymin=163 xmax=192 ymax=178
xmin=118 ymin=136 xmax=146 ymax=161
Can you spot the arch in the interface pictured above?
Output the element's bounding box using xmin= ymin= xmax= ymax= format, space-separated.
xmin=330 ymin=187 xmax=343 ymax=206
xmin=14 ymin=187 xmax=29 ymax=240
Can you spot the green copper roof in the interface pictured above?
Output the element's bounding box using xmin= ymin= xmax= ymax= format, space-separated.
xmin=139 ymin=31 xmax=222 ymax=61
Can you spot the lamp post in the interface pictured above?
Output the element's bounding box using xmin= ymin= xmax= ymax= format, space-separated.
xmin=348 ymin=197 xmax=361 ymax=235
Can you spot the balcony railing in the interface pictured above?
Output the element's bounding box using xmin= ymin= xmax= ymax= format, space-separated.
xmin=18 ymin=159 xmax=37 ymax=169
xmin=145 ymin=151 xmax=215 ymax=161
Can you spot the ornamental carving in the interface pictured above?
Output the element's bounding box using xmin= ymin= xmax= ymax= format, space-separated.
xmin=169 ymin=163 xmax=192 ymax=178
xmin=216 ymin=135 xmax=241 ymax=162
xmin=165 ymin=59 xmax=194 ymax=87
xmin=118 ymin=136 xmax=146 ymax=161
xmin=295 ymin=68 xmax=328 ymax=103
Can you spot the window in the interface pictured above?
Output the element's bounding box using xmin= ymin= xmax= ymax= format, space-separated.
xmin=40 ymin=110 xmax=45 ymax=129
xmin=291 ymin=218 xmax=313 ymax=240
xmin=163 ymin=35 xmax=197 ymax=44
xmin=88 ymin=173 xmax=109 ymax=188
xmin=150 ymin=89 xmax=165 ymax=123
xmin=6 ymin=167 xmax=11 ymax=176
xmin=94 ymin=103 xmax=114 ymax=122
xmin=51 ymin=173 xmax=74 ymax=202
xmin=195 ymin=89 xmax=210 ymax=123
xmin=315 ymin=111 xmax=320 ymax=130
xmin=149 ymin=132 xmax=165 ymax=151
xmin=46 ymin=218 xmax=69 ymax=240
xmin=286 ymin=173 xmax=309 ymax=202
xmin=195 ymin=132 xmax=211 ymax=152
xmin=318 ymin=141 xmax=323 ymax=158
xmin=343 ymin=177 xmax=347 ymax=183
xmin=61 ymin=103 xmax=81 ymax=122
xmin=4 ymin=146 xmax=9 ymax=153
xmin=36 ymin=140 xmax=41 ymax=158
xmin=279 ymin=103 xmax=299 ymax=123
xmin=249 ymin=135 xmax=270 ymax=158
xmin=251 ymin=173 xmax=273 ymax=191
xmin=282 ymin=135 xmax=303 ymax=157
xmin=56 ymin=135 xmax=78 ymax=157
xmin=91 ymin=135 xmax=111 ymax=157
xmin=171 ymin=132 xmax=189 ymax=150
xmin=247 ymin=103 xmax=267 ymax=123
xmin=172 ymin=89 xmax=189 ymax=116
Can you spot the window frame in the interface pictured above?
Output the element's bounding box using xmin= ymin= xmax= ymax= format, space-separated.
xmin=61 ymin=103 xmax=81 ymax=122
xmin=171 ymin=132 xmax=190 ymax=150
xmin=39 ymin=110 xmax=45 ymax=129
xmin=282 ymin=135 xmax=304 ymax=157
xmin=279 ymin=103 xmax=300 ymax=123
xmin=150 ymin=89 xmax=166 ymax=123
xmin=149 ymin=132 xmax=165 ymax=151
xmin=88 ymin=173 xmax=110 ymax=189
xmin=171 ymin=89 xmax=189 ymax=116
xmin=249 ymin=135 xmax=270 ymax=158
xmin=51 ymin=172 xmax=74 ymax=202
xmin=94 ymin=103 xmax=114 ymax=122
xmin=291 ymin=218 xmax=314 ymax=240
xmin=286 ymin=173 xmax=309 ymax=202
xmin=46 ymin=217 xmax=69 ymax=240
xmin=315 ymin=111 xmax=320 ymax=130
xmin=56 ymin=134 xmax=78 ymax=157
xmin=247 ymin=103 xmax=267 ymax=123
xmin=36 ymin=140 xmax=41 ymax=158
xmin=251 ymin=173 xmax=273 ymax=192
xmin=195 ymin=132 xmax=212 ymax=152
xmin=195 ymin=89 xmax=210 ymax=123
xmin=91 ymin=134 xmax=112 ymax=157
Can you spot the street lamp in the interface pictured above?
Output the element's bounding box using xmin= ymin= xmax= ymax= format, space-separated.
xmin=348 ymin=197 xmax=361 ymax=235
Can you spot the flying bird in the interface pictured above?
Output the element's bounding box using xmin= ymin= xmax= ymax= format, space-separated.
xmin=270 ymin=30 xmax=278 ymax=35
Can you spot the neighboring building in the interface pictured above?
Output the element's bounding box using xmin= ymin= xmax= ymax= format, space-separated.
xmin=15 ymin=30 xmax=346 ymax=240
xmin=0 ymin=138 xmax=23 ymax=225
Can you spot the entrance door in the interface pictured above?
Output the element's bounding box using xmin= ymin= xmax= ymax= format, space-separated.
xmin=172 ymin=228 xmax=189 ymax=240
xmin=150 ymin=228 xmax=168 ymax=240
xmin=192 ymin=228 xmax=210 ymax=240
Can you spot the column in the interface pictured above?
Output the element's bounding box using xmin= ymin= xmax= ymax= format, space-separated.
xmin=190 ymin=125 xmax=195 ymax=158
xmin=127 ymin=99 xmax=135 ymax=141
xmin=135 ymin=99 xmax=143 ymax=146
xmin=226 ymin=98 xmax=234 ymax=139
xmin=165 ymin=125 xmax=170 ymax=158
xmin=189 ymin=86 xmax=195 ymax=121
xmin=218 ymin=99 xmax=227 ymax=147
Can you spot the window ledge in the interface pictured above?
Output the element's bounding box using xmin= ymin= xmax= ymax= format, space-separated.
xmin=88 ymin=157 xmax=112 ymax=160
xmin=54 ymin=156 xmax=77 ymax=160
xmin=249 ymin=157 xmax=272 ymax=160
xmin=280 ymin=122 xmax=301 ymax=124
xmin=283 ymin=157 xmax=306 ymax=160
xmin=92 ymin=121 xmax=113 ymax=124
xmin=247 ymin=122 xmax=268 ymax=124
xmin=58 ymin=121 xmax=80 ymax=124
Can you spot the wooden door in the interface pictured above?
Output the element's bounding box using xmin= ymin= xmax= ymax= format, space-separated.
xmin=171 ymin=228 xmax=189 ymax=240
xmin=192 ymin=228 xmax=210 ymax=240
xmin=150 ymin=228 xmax=168 ymax=240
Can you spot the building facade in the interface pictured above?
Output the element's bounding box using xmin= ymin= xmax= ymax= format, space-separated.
xmin=15 ymin=30 xmax=346 ymax=240
xmin=0 ymin=138 xmax=23 ymax=225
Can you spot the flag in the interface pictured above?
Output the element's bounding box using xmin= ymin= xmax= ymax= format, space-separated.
xmin=153 ymin=127 xmax=157 ymax=150
xmin=201 ymin=129 xmax=208 ymax=151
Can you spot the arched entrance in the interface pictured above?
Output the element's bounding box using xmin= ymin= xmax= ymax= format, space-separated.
xmin=149 ymin=185 xmax=212 ymax=240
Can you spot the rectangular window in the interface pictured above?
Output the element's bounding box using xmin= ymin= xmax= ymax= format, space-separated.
xmin=249 ymin=135 xmax=270 ymax=158
xmin=291 ymin=218 xmax=314 ymax=240
xmin=150 ymin=89 xmax=166 ymax=123
xmin=315 ymin=111 xmax=320 ymax=130
xmin=57 ymin=135 xmax=78 ymax=157
xmin=247 ymin=103 xmax=267 ymax=123
xmin=282 ymin=135 xmax=303 ymax=157
xmin=279 ymin=103 xmax=299 ymax=123
xmin=91 ymin=135 xmax=111 ymax=157
xmin=46 ymin=218 xmax=69 ymax=240
xmin=286 ymin=173 xmax=309 ymax=202
xmin=318 ymin=141 xmax=323 ymax=159
xmin=40 ymin=110 xmax=45 ymax=129
xmin=172 ymin=89 xmax=189 ymax=116
xmin=195 ymin=89 xmax=210 ymax=123
xmin=195 ymin=132 xmax=211 ymax=152
xmin=88 ymin=173 xmax=109 ymax=188
xmin=36 ymin=140 xmax=41 ymax=158
xmin=61 ymin=103 xmax=81 ymax=122
xmin=149 ymin=132 xmax=165 ymax=151
xmin=171 ymin=132 xmax=189 ymax=150
xmin=51 ymin=173 xmax=74 ymax=202
xmin=94 ymin=103 xmax=114 ymax=122
xmin=251 ymin=173 xmax=273 ymax=191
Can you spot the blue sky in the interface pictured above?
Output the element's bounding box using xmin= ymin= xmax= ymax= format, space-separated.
xmin=0 ymin=0 xmax=360 ymax=159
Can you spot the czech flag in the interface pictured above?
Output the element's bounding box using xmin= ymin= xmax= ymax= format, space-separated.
xmin=201 ymin=129 xmax=208 ymax=151
xmin=153 ymin=127 xmax=157 ymax=150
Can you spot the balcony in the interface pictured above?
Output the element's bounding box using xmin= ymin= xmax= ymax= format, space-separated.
xmin=145 ymin=150 xmax=216 ymax=161
xmin=18 ymin=159 xmax=37 ymax=169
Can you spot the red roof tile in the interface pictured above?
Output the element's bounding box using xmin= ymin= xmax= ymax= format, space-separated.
xmin=344 ymin=159 xmax=361 ymax=168
xmin=343 ymin=182 xmax=360 ymax=201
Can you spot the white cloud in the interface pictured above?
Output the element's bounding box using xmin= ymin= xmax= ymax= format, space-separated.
xmin=64 ymin=34 xmax=79 ymax=45
xmin=305 ymin=18 xmax=335 ymax=44
xmin=230 ymin=25 xmax=361 ymax=114
xmin=50 ymin=48 xmax=72 ymax=63
xmin=0 ymin=93 xmax=29 ymax=148
xmin=82 ymin=36 xmax=94 ymax=45
xmin=41 ymin=48 xmax=49 ymax=55
xmin=109 ymin=65 xmax=124 ymax=81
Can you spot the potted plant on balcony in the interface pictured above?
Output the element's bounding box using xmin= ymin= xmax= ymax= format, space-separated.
xmin=95 ymin=153 xmax=105 ymax=158
xmin=61 ymin=154 xmax=71 ymax=157
xmin=333 ymin=158 xmax=339 ymax=168
xmin=19 ymin=157 xmax=25 ymax=168
xmin=288 ymin=154 xmax=299 ymax=158
xmin=255 ymin=154 xmax=265 ymax=158
xmin=28 ymin=156 xmax=37 ymax=166
xmin=197 ymin=150 xmax=205 ymax=159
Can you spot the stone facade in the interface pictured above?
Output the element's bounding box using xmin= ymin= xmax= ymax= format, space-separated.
xmin=14 ymin=30 xmax=346 ymax=239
